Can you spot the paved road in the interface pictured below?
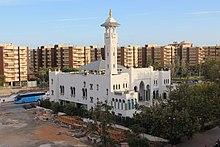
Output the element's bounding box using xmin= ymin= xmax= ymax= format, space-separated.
xmin=175 ymin=127 xmax=220 ymax=147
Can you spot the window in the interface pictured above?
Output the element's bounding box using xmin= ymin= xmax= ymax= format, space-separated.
xmin=51 ymin=90 xmax=54 ymax=95
xmin=90 ymin=84 xmax=93 ymax=90
xmin=90 ymin=97 xmax=93 ymax=103
xmin=123 ymin=83 xmax=125 ymax=88
xmin=97 ymin=98 xmax=99 ymax=102
xmin=113 ymin=52 xmax=115 ymax=56
xmin=106 ymin=89 xmax=108 ymax=95
xmin=118 ymin=84 xmax=120 ymax=89
xmin=116 ymin=85 xmax=118 ymax=90
xmin=113 ymin=85 xmax=115 ymax=90
xmin=131 ymin=99 xmax=134 ymax=109
xmin=97 ymin=84 xmax=99 ymax=91
xmin=73 ymin=87 xmax=75 ymax=96
xmin=82 ymin=88 xmax=87 ymax=99
xmin=134 ymin=86 xmax=138 ymax=92
xmin=85 ymin=89 xmax=87 ymax=97
xmin=128 ymin=100 xmax=131 ymax=110
xmin=126 ymin=83 xmax=128 ymax=88
xmin=51 ymin=79 xmax=53 ymax=84
xmin=70 ymin=87 xmax=76 ymax=97
xmin=83 ymin=81 xmax=86 ymax=87
xmin=113 ymin=64 xmax=115 ymax=68
xmin=60 ymin=85 xmax=64 ymax=95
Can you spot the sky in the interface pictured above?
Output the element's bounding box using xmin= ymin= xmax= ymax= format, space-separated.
xmin=0 ymin=0 xmax=220 ymax=48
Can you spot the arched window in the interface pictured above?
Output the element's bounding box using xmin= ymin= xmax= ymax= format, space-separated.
xmin=134 ymin=86 xmax=138 ymax=92
xmin=153 ymin=91 xmax=156 ymax=99
xmin=131 ymin=99 xmax=134 ymax=109
xmin=128 ymin=100 xmax=131 ymax=110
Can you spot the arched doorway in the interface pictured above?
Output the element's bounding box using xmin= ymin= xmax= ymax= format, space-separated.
xmin=139 ymin=81 xmax=145 ymax=101
xmin=146 ymin=85 xmax=150 ymax=101
xmin=163 ymin=93 xmax=167 ymax=99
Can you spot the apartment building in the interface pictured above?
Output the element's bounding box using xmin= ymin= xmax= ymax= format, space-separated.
xmin=30 ymin=44 xmax=96 ymax=71
xmin=143 ymin=44 xmax=175 ymax=68
xmin=90 ymin=46 xmax=104 ymax=62
xmin=117 ymin=45 xmax=139 ymax=68
xmin=203 ymin=45 xmax=220 ymax=61
xmin=54 ymin=44 xmax=73 ymax=70
xmin=181 ymin=47 xmax=205 ymax=68
xmin=71 ymin=46 xmax=91 ymax=69
xmin=138 ymin=46 xmax=147 ymax=67
xmin=0 ymin=44 xmax=29 ymax=86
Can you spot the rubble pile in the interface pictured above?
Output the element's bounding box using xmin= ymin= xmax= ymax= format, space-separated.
xmin=108 ymin=127 xmax=126 ymax=143
xmin=58 ymin=116 xmax=85 ymax=129
xmin=29 ymin=108 xmax=54 ymax=121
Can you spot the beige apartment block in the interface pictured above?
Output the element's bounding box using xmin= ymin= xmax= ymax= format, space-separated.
xmin=0 ymin=43 xmax=29 ymax=86
xmin=72 ymin=46 xmax=91 ymax=69
xmin=203 ymin=45 xmax=220 ymax=61
xmin=181 ymin=47 xmax=205 ymax=68
xmin=118 ymin=45 xmax=140 ymax=68
xmin=90 ymin=46 xmax=103 ymax=62
xmin=146 ymin=45 xmax=175 ymax=68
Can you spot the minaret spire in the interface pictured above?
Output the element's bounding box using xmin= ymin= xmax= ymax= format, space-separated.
xmin=109 ymin=9 xmax=112 ymax=18
xmin=101 ymin=10 xmax=120 ymax=75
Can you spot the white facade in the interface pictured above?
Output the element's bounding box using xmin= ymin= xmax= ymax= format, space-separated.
xmin=49 ymin=10 xmax=171 ymax=117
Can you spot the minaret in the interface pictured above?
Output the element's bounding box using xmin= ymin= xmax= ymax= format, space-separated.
xmin=101 ymin=9 xmax=120 ymax=75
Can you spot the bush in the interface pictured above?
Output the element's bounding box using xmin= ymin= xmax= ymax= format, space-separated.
xmin=51 ymin=102 xmax=62 ymax=114
xmin=128 ymin=136 xmax=149 ymax=147
xmin=64 ymin=103 xmax=77 ymax=116
xmin=40 ymin=99 xmax=51 ymax=109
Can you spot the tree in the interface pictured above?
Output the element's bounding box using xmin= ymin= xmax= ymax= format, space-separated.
xmin=89 ymin=101 xmax=114 ymax=147
xmin=146 ymin=56 xmax=152 ymax=67
xmin=0 ymin=75 xmax=5 ymax=86
xmin=201 ymin=60 xmax=220 ymax=82
xmin=181 ymin=60 xmax=189 ymax=78
xmin=174 ymin=56 xmax=181 ymax=78
xmin=62 ymin=67 xmax=79 ymax=72
xmin=130 ymin=124 xmax=146 ymax=136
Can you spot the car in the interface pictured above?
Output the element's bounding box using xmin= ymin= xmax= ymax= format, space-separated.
xmin=23 ymin=103 xmax=36 ymax=109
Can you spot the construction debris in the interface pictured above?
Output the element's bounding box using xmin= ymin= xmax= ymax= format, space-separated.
xmin=29 ymin=107 xmax=54 ymax=121
xmin=108 ymin=127 xmax=126 ymax=143
xmin=58 ymin=116 xmax=85 ymax=129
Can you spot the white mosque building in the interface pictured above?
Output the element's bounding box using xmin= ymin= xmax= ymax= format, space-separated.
xmin=49 ymin=10 xmax=171 ymax=117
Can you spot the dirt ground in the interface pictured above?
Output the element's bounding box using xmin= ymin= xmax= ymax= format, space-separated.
xmin=0 ymin=103 xmax=91 ymax=147
xmin=34 ymin=125 xmax=90 ymax=147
